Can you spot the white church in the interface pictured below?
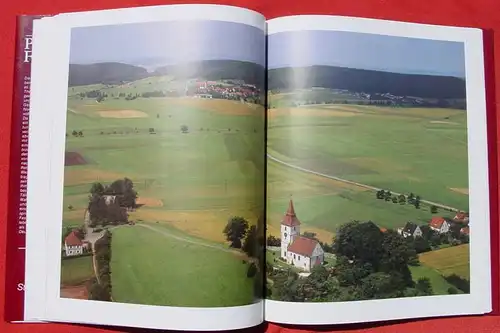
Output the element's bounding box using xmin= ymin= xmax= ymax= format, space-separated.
xmin=280 ymin=199 xmax=324 ymax=272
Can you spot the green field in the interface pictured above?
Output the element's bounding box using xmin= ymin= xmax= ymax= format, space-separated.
xmin=267 ymin=102 xmax=468 ymax=240
xmin=62 ymin=80 xmax=264 ymax=306
xmin=409 ymin=265 xmax=459 ymax=295
xmin=111 ymin=224 xmax=255 ymax=307
xmin=269 ymin=89 xmax=366 ymax=108
xmin=60 ymin=256 xmax=94 ymax=286
xmin=63 ymin=91 xmax=264 ymax=240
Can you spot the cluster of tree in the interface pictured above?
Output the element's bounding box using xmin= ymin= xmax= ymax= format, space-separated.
xmin=88 ymin=231 xmax=112 ymax=301
xmin=78 ymin=90 xmax=108 ymax=102
xmin=88 ymin=178 xmax=138 ymax=227
xmin=69 ymin=130 xmax=84 ymax=137
xmin=376 ymin=190 xmax=426 ymax=210
xmin=140 ymin=90 xmax=180 ymax=98
xmin=180 ymin=125 xmax=189 ymax=134
xmin=125 ymin=93 xmax=139 ymax=101
xmin=268 ymin=221 xmax=435 ymax=302
xmin=443 ymin=274 xmax=470 ymax=293
xmin=222 ymin=215 xmax=265 ymax=282
xmin=266 ymin=235 xmax=281 ymax=247
xmin=223 ymin=216 xmax=255 ymax=252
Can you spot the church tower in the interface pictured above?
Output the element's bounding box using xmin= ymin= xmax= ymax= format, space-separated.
xmin=280 ymin=199 xmax=301 ymax=259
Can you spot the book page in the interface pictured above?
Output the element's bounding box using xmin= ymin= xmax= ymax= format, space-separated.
xmin=264 ymin=15 xmax=490 ymax=325
xmin=25 ymin=4 xmax=266 ymax=331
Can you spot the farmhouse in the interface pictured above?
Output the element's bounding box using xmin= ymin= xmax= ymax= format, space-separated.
xmin=103 ymin=195 xmax=116 ymax=205
xmin=280 ymin=200 xmax=324 ymax=272
xmin=460 ymin=226 xmax=470 ymax=236
xmin=454 ymin=212 xmax=469 ymax=224
xmin=398 ymin=222 xmax=423 ymax=238
xmin=64 ymin=231 xmax=84 ymax=256
xmin=429 ymin=217 xmax=451 ymax=234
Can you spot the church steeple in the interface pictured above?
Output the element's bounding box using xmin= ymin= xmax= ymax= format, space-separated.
xmin=286 ymin=199 xmax=296 ymax=216
xmin=281 ymin=199 xmax=301 ymax=227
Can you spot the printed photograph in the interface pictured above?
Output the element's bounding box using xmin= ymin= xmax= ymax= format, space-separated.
xmin=265 ymin=30 xmax=470 ymax=302
xmin=59 ymin=20 xmax=266 ymax=307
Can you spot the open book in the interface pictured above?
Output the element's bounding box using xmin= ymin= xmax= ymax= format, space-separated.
xmin=8 ymin=3 xmax=492 ymax=331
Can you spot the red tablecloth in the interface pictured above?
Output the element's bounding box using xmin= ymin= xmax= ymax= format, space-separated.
xmin=1 ymin=0 xmax=499 ymax=332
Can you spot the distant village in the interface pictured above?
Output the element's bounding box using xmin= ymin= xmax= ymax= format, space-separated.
xmin=187 ymin=79 xmax=262 ymax=104
xmin=270 ymin=87 xmax=466 ymax=109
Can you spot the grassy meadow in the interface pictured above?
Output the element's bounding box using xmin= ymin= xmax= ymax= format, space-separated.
xmin=267 ymin=99 xmax=469 ymax=240
xmin=61 ymin=256 xmax=94 ymax=286
xmin=110 ymin=224 xmax=254 ymax=307
xmin=62 ymin=77 xmax=264 ymax=306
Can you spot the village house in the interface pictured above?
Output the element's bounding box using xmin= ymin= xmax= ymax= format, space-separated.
xmin=460 ymin=226 xmax=470 ymax=236
xmin=398 ymin=222 xmax=423 ymax=238
xmin=454 ymin=212 xmax=470 ymax=224
xmin=64 ymin=231 xmax=84 ymax=256
xmin=280 ymin=200 xmax=324 ymax=272
xmin=429 ymin=217 xmax=451 ymax=234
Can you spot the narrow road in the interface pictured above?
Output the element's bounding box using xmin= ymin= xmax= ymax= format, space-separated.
xmin=267 ymin=153 xmax=460 ymax=212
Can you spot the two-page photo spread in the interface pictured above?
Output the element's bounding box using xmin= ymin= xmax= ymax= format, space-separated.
xmin=16 ymin=4 xmax=491 ymax=331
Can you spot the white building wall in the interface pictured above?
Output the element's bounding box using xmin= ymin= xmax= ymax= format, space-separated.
xmin=65 ymin=244 xmax=83 ymax=256
xmin=280 ymin=224 xmax=299 ymax=259
xmin=441 ymin=222 xmax=450 ymax=234
xmin=287 ymin=251 xmax=310 ymax=271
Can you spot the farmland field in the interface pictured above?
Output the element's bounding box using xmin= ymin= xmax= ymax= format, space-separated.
xmin=409 ymin=265 xmax=459 ymax=295
xmin=419 ymin=244 xmax=470 ymax=279
xmin=62 ymin=79 xmax=264 ymax=306
xmin=110 ymin=224 xmax=255 ymax=307
xmin=60 ymin=256 xmax=94 ymax=286
xmin=267 ymin=101 xmax=468 ymax=237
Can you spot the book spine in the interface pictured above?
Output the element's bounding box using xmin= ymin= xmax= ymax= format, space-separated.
xmin=4 ymin=15 xmax=38 ymax=322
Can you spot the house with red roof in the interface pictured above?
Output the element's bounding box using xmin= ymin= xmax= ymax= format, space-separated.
xmin=454 ymin=212 xmax=470 ymax=224
xmin=64 ymin=231 xmax=84 ymax=257
xmin=280 ymin=200 xmax=324 ymax=272
xmin=429 ymin=217 xmax=451 ymax=234
xmin=460 ymin=226 xmax=470 ymax=236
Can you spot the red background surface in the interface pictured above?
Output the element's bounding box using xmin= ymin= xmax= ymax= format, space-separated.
xmin=1 ymin=0 xmax=500 ymax=332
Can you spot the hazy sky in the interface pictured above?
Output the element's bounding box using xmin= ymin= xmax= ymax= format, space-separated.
xmin=70 ymin=20 xmax=265 ymax=66
xmin=268 ymin=30 xmax=465 ymax=77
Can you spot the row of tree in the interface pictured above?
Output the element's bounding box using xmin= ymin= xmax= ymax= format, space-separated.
xmin=68 ymin=130 xmax=84 ymax=137
xmin=88 ymin=230 xmax=112 ymax=301
xmin=375 ymin=190 xmax=428 ymax=210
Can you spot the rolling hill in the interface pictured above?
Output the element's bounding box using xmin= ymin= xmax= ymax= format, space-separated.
xmin=68 ymin=60 xmax=265 ymax=88
xmin=268 ymin=65 xmax=466 ymax=99
xmin=68 ymin=62 xmax=149 ymax=87
xmin=153 ymin=60 xmax=265 ymax=88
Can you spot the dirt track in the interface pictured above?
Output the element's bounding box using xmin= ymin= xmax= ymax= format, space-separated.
xmin=267 ymin=153 xmax=460 ymax=212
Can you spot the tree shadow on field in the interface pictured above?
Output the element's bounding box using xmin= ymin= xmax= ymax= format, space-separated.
xmin=223 ymin=133 xmax=264 ymax=173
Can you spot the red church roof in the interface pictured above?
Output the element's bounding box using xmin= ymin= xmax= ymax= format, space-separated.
xmin=281 ymin=200 xmax=301 ymax=227
xmin=287 ymin=236 xmax=319 ymax=257
xmin=65 ymin=231 xmax=83 ymax=246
